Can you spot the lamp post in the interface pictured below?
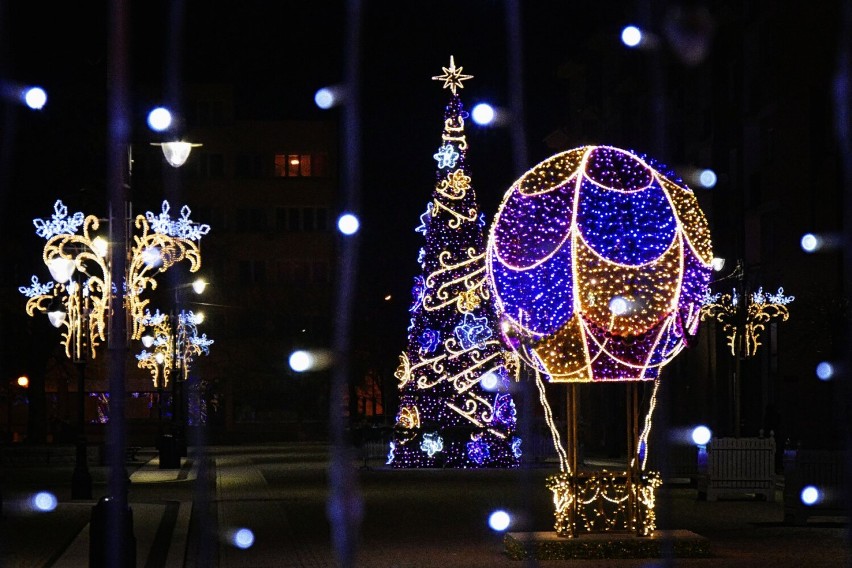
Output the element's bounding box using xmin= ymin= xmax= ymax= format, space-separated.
xmin=137 ymin=308 xmax=212 ymax=468
xmin=701 ymin=260 xmax=795 ymax=437
xmin=19 ymin=198 xmax=210 ymax=493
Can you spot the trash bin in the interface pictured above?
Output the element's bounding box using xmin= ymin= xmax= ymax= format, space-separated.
xmin=158 ymin=434 xmax=180 ymax=469
xmin=89 ymin=495 xmax=135 ymax=567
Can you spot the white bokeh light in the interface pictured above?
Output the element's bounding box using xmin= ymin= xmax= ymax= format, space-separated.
xmin=699 ymin=169 xmax=718 ymax=188
xmin=609 ymin=296 xmax=629 ymax=316
xmin=289 ymin=350 xmax=314 ymax=372
xmin=800 ymin=485 xmax=821 ymax=506
xmin=471 ymin=103 xmax=495 ymax=126
xmin=337 ymin=213 xmax=360 ymax=235
xmin=24 ymin=87 xmax=47 ymax=110
xmin=488 ymin=510 xmax=511 ymax=531
xmin=32 ymin=491 xmax=58 ymax=512
xmin=147 ymin=107 xmax=173 ymax=132
xmin=314 ymin=88 xmax=335 ymax=109
xmin=480 ymin=370 xmax=500 ymax=391
xmin=621 ymin=25 xmax=643 ymax=47
xmin=232 ymin=528 xmax=255 ymax=549
xmin=691 ymin=425 xmax=712 ymax=446
xmin=800 ymin=233 xmax=820 ymax=253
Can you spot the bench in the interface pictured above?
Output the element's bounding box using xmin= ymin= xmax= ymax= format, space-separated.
xmin=783 ymin=448 xmax=848 ymax=524
xmin=699 ymin=435 xmax=776 ymax=501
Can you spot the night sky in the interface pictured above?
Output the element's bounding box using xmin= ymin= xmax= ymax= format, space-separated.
xmin=1 ymin=1 xmax=644 ymax=343
xmin=6 ymin=1 xmax=837 ymax=366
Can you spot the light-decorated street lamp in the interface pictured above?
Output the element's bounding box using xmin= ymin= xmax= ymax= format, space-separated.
xmin=136 ymin=308 xmax=212 ymax=467
xmin=19 ymin=199 xmax=209 ymax=498
xmin=701 ymin=260 xmax=795 ymax=437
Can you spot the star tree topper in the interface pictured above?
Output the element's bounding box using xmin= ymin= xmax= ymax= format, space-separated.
xmin=432 ymin=55 xmax=473 ymax=95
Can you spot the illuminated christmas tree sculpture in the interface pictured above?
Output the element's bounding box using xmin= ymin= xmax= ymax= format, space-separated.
xmin=389 ymin=57 xmax=521 ymax=468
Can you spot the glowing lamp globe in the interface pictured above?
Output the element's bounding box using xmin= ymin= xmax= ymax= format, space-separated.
xmin=486 ymin=146 xmax=713 ymax=382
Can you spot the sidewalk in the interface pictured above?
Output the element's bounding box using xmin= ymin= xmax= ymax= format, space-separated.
xmin=1 ymin=443 xmax=850 ymax=567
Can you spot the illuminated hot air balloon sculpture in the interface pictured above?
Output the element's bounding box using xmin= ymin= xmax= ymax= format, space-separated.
xmin=486 ymin=145 xmax=713 ymax=536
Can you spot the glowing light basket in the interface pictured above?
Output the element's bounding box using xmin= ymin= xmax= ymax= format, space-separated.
xmin=487 ymin=145 xmax=713 ymax=383
xmin=486 ymin=146 xmax=713 ymax=537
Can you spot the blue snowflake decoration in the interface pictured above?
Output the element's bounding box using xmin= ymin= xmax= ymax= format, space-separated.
xmin=191 ymin=334 xmax=214 ymax=354
xmin=141 ymin=309 xmax=167 ymax=326
xmin=417 ymin=247 xmax=426 ymax=266
xmin=453 ymin=312 xmax=492 ymax=350
xmin=145 ymin=201 xmax=211 ymax=241
xmin=433 ymin=144 xmax=460 ymax=169
xmin=410 ymin=276 xmax=425 ymax=313
xmin=493 ymin=393 xmax=517 ymax=428
xmin=33 ymin=200 xmax=85 ymax=239
xmin=19 ymin=275 xmax=55 ymax=298
xmin=420 ymin=432 xmax=444 ymax=457
xmin=418 ymin=328 xmax=441 ymax=354
xmin=466 ymin=435 xmax=490 ymax=465
xmin=511 ymin=437 xmax=523 ymax=460
xmin=415 ymin=203 xmax=433 ymax=236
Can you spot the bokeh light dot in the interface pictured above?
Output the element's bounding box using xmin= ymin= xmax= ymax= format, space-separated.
xmin=698 ymin=169 xmax=717 ymax=188
xmin=691 ymin=425 xmax=712 ymax=446
xmin=816 ymin=361 xmax=834 ymax=381
xmin=147 ymin=107 xmax=173 ymax=132
xmin=337 ymin=213 xmax=360 ymax=235
xmin=314 ymin=88 xmax=335 ymax=109
xmin=32 ymin=491 xmax=58 ymax=512
xmin=800 ymin=233 xmax=819 ymax=253
xmin=471 ymin=103 xmax=495 ymax=125
xmin=24 ymin=87 xmax=47 ymax=110
xmin=621 ymin=25 xmax=642 ymax=47
xmin=488 ymin=510 xmax=511 ymax=531
xmin=233 ymin=528 xmax=255 ymax=549
xmin=800 ymin=485 xmax=820 ymax=506
xmin=289 ymin=350 xmax=313 ymax=372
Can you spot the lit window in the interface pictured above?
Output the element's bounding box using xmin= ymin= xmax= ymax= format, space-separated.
xmin=274 ymin=153 xmax=324 ymax=177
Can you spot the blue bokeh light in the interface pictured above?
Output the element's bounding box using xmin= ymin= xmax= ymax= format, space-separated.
xmin=232 ymin=528 xmax=255 ymax=549
xmin=816 ymin=361 xmax=834 ymax=381
xmin=32 ymin=491 xmax=58 ymax=512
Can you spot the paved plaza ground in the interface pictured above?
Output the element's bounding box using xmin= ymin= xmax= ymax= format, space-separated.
xmin=1 ymin=443 xmax=850 ymax=567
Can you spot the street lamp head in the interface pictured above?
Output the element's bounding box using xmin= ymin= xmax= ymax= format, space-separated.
xmin=155 ymin=352 xmax=165 ymax=365
xmin=153 ymin=141 xmax=203 ymax=168
xmin=46 ymin=297 xmax=67 ymax=328
xmin=92 ymin=236 xmax=108 ymax=257
xmin=47 ymin=257 xmax=76 ymax=283
xmin=192 ymin=279 xmax=207 ymax=294
xmin=141 ymin=334 xmax=155 ymax=348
